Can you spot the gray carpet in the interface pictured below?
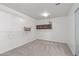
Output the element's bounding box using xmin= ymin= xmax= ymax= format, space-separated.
xmin=0 ymin=39 xmax=73 ymax=56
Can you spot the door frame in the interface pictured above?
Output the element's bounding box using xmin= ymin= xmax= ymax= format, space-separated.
xmin=75 ymin=7 xmax=79 ymax=56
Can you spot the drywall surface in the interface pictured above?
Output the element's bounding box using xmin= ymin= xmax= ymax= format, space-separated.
xmin=0 ymin=4 xmax=76 ymax=55
xmin=68 ymin=4 xmax=79 ymax=55
xmin=36 ymin=16 xmax=70 ymax=43
xmin=0 ymin=8 xmax=36 ymax=54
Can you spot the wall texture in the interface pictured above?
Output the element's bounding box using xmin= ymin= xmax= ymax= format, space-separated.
xmin=68 ymin=4 xmax=79 ymax=55
xmin=0 ymin=7 xmax=36 ymax=54
xmin=36 ymin=16 xmax=70 ymax=43
xmin=0 ymin=4 xmax=77 ymax=55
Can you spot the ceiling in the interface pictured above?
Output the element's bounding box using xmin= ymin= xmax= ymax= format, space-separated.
xmin=2 ymin=3 xmax=73 ymax=20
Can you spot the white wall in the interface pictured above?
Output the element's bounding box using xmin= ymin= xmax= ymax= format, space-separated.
xmin=0 ymin=5 xmax=36 ymax=54
xmin=0 ymin=4 xmax=77 ymax=55
xmin=36 ymin=4 xmax=79 ymax=55
xmin=36 ymin=16 xmax=70 ymax=43
xmin=68 ymin=4 xmax=79 ymax=55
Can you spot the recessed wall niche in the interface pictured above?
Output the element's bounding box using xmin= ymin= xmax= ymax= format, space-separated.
xmin=36 ymin=24 xmax=52 ymax=29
